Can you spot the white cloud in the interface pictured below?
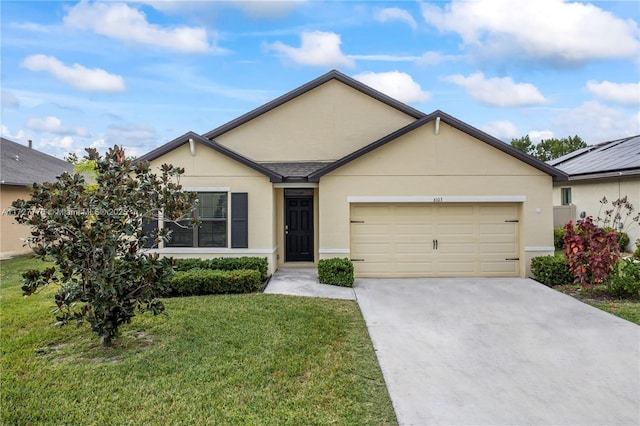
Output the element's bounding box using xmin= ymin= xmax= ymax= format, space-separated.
xmin=38 ymin=136 xmax=75 ymax=154
xmin=352 ymin=71 xmax=430 ymax=104
xmin=417 ymin=51 xmax=461 ymax=66
xmin=63 ymin=1 xmax=215 ymax=54
xmin=586 ymin=80 xmax=640 ymax=106
xmin=480 ymin=120 xmax=520 ymax=141
xmin=374 ymin=7 xmax=418 ymax=30
xmin=26 ymin=116 xmax=89 ymax=137
xmin=1 ymin=125 xmax=25 ymax=141
xmin=421 ymin=0 xmax=640 ymax=64
xmin=21 ymin=55 xmax=126 ymax=92
xmin=266 ymin=31 xmax=355 ymax=68
xmin=528 ymin=130 xmax=555 ymax=143
xmin=443 ymin=72 xmax=547 ymax=107
xmin=553 ymin=101 xmax=640 ymax=142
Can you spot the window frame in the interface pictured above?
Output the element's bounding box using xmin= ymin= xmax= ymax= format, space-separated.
xmin=561 ymin=188 xmax=572 ymax=206
xmin=165 ymin=191 xmax=228 ymax=248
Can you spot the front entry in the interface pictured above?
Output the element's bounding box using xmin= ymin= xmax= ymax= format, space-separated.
xmin=285 ymin=196 xmax=314 ymax=262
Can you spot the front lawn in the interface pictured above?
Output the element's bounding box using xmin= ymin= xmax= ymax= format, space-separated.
xmin=553 ymin=284 xmax=640 ymax=325
xmin=0 ymin=255 xmax=396 ymax=425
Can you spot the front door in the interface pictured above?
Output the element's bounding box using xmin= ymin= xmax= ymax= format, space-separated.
xmin=285 ymin=197 xmax=314 ymax=262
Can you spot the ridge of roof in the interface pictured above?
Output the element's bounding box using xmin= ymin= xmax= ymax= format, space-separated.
xmin=135 ymin=132 xmax=283 ymax=182
xmin=1 ymin=137 xmax=73 ymax=186
xmin=308 ymin=110 xmax=568 ymax=182
xmin=202 ymin=69 xmax=426 ymax=140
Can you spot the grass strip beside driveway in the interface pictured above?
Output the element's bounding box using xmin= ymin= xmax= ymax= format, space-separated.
xmin=1 ymin=256 xmax=396 ymax=425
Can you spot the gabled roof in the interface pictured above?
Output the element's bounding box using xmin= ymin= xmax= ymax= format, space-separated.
xmin=202 ymin=69 xmax=426 ymax=140
xmin=548 ymin=135 xmax=640 ymax=180
xmin=135 ymin=132 xmax=284 ymax=182
xmin=1 ymin=137 xmax=73 ymax=186
xmin=308 ymin=110 xmax=568 ymax=182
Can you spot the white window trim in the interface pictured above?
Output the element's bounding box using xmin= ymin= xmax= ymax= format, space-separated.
xmin=347 ymin=195 xmax=527 ymax=203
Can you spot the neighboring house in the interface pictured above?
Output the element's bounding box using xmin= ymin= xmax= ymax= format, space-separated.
xmin=0 ymin=137 xmax=73 ymax=258
xmin=138 ymin=70 xmax=567 ymax=278
xmin=549 ymin=135 xmax=640 ymax=251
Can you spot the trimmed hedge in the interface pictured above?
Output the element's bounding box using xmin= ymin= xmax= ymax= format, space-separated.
xmin=318 ymin=258 xmax=354 ymax=287
xmin=168 ymin=269 xmax=262 ymax=296
xmin=531 ymin=255 xmax=573 ymax=286
xmin=174 ymin=257 xmax=268 ymax=281
xmin=607 ymin=259 xmax=640 ymax=299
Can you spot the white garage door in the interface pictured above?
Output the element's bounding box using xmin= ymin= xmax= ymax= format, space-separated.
xmin=350 ymin=203 xmax=520 ymax=277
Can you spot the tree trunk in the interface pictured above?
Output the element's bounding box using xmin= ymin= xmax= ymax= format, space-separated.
xmin=100 ymin=335 xmax=112 ymax=347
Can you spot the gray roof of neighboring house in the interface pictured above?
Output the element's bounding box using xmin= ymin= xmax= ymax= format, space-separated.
xmin=548 ymin=135 xmax=640 ymax=180
xmin=1 ymin=138 xmax=73 ymax=186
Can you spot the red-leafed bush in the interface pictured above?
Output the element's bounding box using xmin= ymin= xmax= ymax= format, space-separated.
xmin=563 ymin=217 xmax=620 ymax=287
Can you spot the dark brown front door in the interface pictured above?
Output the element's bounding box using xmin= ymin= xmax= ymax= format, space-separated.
xmin=285 ymin=197 xmax=314 ymax=262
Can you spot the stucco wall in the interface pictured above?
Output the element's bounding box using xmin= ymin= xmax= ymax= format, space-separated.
xmin=318 ymin=121 xmax=555 ymax=277
xmin=215 ymin=80 xmax=416 ymax=162
xmin=147 ymin=142 xmax=278 ymax=274
xmin=553 ymin=176 xmax=640 ymax=251
xmin=0 ymin=185 xmax=32 ymax=258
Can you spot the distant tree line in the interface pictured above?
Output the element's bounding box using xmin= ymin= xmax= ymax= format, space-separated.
xmin=510 ymin=135 xmax=587 ymax=161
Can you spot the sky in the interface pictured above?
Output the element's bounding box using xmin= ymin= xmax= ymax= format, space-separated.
xmin=1 ymin=0 xmax=639 ymax=159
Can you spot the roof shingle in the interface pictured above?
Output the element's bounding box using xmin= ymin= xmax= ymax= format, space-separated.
xmin=1 ymin=138 xmax=73 ymax=186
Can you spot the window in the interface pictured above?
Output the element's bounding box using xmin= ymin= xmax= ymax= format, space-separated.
xmin=166 ymin=192 xmax=227 ymax=248
xmin=561 ymin=188 xmax=572 ymax=205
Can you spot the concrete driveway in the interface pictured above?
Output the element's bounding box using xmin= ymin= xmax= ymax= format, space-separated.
xmin=354 ymin=278 xmax=640 ymax=426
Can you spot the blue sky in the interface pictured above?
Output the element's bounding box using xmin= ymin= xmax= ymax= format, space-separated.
xmin=1 ymin=0 xmax=639 ymax=159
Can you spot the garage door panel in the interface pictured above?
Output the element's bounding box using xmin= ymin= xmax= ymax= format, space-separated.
xmin=350 ymin=203 xmax=519 ymax=277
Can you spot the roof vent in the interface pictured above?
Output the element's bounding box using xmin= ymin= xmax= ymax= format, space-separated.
xmin=14 ymin=155 xmax=19 ymax=161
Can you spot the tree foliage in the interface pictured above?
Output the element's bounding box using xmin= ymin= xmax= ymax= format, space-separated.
xmin=12 ymin=145 xmax=196 ymax=346
xmin=563 ymin=217 xmax=620 ymax=287
xmin=510 ymin=135 xmax=587 ymax=161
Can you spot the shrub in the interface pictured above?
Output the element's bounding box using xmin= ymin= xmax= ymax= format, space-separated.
xmin=607 ymin=259 xmax=640 ymax=299
xmin=318 ymin=258 xmax=354 ymax=287
xmin=634 ymin=240 xmax=640 ymax=260
xmin=531 ymin=255 xmax=573 ymax=286
xmin=563 ymin=217 xmax=620 ymax=287
xmin=553 ymin=227 xmax=565 ymax=251
xmin=174 ymin=257 xmax=269 ymax=281
xmin=604 ymin=228 xmax=630 ymax=252
xmin=168 ymin=269 xmax=262 ymax=296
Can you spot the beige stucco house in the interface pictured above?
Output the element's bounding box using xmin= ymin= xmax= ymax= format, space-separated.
xmin=1 ymin=138 xmax=73 ymax=258
xmin=139 ymin=70 xmax=567 ymax=278
xmin=549 ymin=135 xmax=640 ymax=251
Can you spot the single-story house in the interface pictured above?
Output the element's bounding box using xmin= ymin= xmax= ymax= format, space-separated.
xmin=549 ymin=135 xmax=640 ymax=251
xmin=138 ymin=70 xmax=567 ymax=278
xmin=0 ymin=137 xmax=73 ymax=258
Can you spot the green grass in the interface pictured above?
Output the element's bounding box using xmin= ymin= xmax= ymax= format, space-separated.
xmin=1 ymin=255 xmax=396 ymax=425
xmin=591 ymin=301 xmax=640 ymax=325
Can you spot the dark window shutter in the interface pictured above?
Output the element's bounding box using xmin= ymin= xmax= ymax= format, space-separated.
xmin=231 ymin=193 xmax=248 ymax=248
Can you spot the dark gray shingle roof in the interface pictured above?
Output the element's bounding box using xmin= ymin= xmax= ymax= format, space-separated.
xmin=548 ymin=135 xmax=640 ymax=179
xmin=1 ymin=138 xmax=73 ymax=186
xmin=257 ymin=162 xmax=333 ymax=178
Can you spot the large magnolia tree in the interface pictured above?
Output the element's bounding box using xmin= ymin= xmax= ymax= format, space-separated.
xmin=12 ymin=145 xmax=196 ymax=346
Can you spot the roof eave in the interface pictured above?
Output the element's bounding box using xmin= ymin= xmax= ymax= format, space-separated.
xmin=135 ymin=132 xmax=283 ymax=182
xmin=308 ymin=110 xmax=569 ymax=182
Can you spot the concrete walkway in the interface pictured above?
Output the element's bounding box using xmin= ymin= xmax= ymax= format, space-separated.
xmin=264 ymin=272 xmax=640 ymax=425
xmin=263 ymin=267 xmax=355 ymax=300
